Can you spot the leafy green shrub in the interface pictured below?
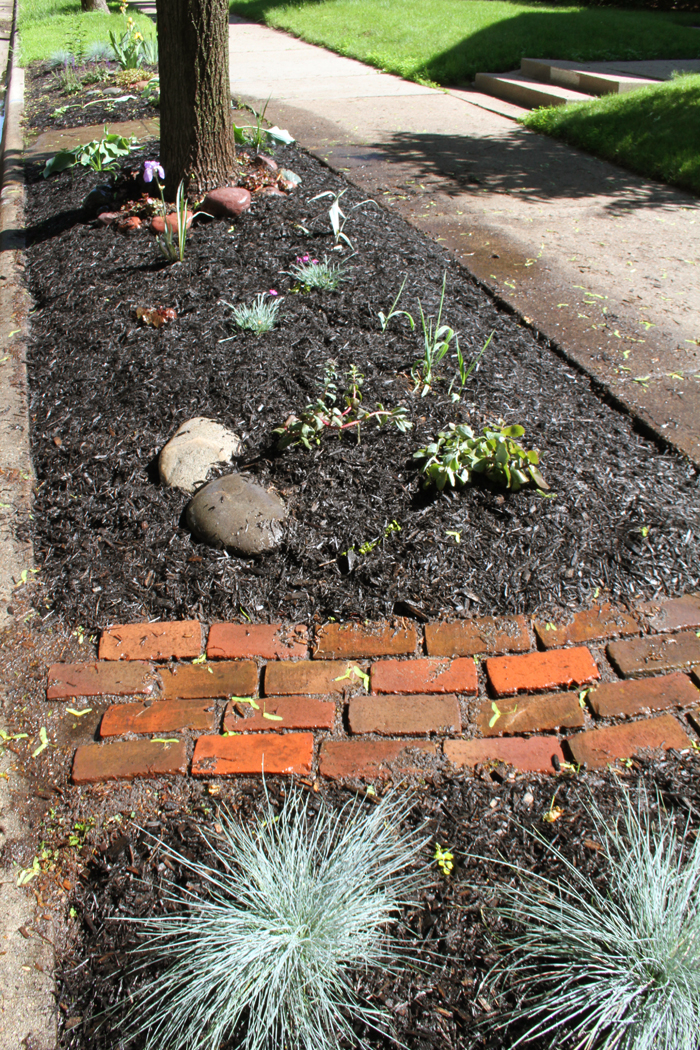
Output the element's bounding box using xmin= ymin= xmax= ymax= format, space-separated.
xmin=42 ymin=127 xmax=140 ymax=177
xmin=274 ymin=361 xmax=412 ymax=449
xmin=478 ymin=788 xmax=700 ymax=1050
xmin=122 ymin=787 xmax=427 ymax=1050
xmin=414 ymin=422 xmax=547 ymax=491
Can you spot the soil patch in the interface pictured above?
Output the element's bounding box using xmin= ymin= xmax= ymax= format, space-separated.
xmin=21 ymin=67 xmax=700 ymax=630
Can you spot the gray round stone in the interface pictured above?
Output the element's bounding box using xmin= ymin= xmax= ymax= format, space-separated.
xmin=185 ymin=474 xmax=287 ymax=555
xmin=159 ymin=417 xmax=243 ymax=494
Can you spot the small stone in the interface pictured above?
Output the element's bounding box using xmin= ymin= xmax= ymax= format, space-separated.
xmin=279 ymin=169 xmax=301 ymax=187
xmin=202 ymin=186 xmax=252 ymax=218
xmin=253 ymin=153 xmax=278 ymax=172
xmin=185 ymin=474 xmax=287 ymax=555
xmin=522 ymin=792 xmax=534 ymax=807
xmin=159 ymin=417 xmax=243 ymax=494
xmin=101 ymin=87 xmax=124 ymax=96
xmin=96 ymin=211 xmax=121 ymax=226
xmin=256 ymin=185 xmax=286 ymax=198
xmin=150 ymin=211 xmax=193 ymax=235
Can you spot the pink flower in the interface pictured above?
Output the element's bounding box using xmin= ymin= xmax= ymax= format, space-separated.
xmin=311 ymin=259 xmax=319 ymax=264
xmin=268 ymin=289 xmax=278 ymax=296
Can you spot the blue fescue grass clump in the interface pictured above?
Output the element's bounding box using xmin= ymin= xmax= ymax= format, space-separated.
xmin=122 ymin=787 xmax=427 ymax=1050
xmin=225 ymin=292 xmax=282 ymax=335
xmin=480 ymin=787 xmax=700 ymax=1049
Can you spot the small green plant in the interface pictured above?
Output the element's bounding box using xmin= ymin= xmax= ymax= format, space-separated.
xmin=64 ymin=19 xmax=87 ymax=65
xmin=42 ymin=126 xmax=140 ymax=177
xmin=478 ymin=787 xmax=700 ymax=1049
xmin=310 ymin=188 xmax=375 ymax=250
xmin=109 ymin=15 xmax=157 ymax=70
xmin=274 ymin=361 xmax=412 ymax=449
xmin=448 ymin=329 xmax=494 ymax=402
xmin=414 ymin=422 xmax=547 ymax=492
xmin=119 ymin=786 xmax=427 ymax=1050
xmin=377 ymin=275 xmax=416 ymax=332
xmin=286 ymin=254 xmax=351 ymax=292
xmin=84 ymin=41 xmax=114 ymax=64
xmin=57 ymin=57 xmax=82 ymax=95
xmin=224 ymin=293 xmax=282 ymax=335
xmin=434 ymin=843 xmax=454 ymax=877
xmin=411 ymin=273 xmax=459 ymax=396
xmin=233 ymin=95 xmax=271 ymax=152
xmin=144 ymin=161 xmax=210 ymax=264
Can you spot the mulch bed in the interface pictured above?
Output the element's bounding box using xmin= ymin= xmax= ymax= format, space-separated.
xmin=48 ymin=759 xmax=699 ymax=1050
xmin=22 ymin=116 xmax=700 ymax=630
xmin=24 ymin=59 xmax=158 ymax=133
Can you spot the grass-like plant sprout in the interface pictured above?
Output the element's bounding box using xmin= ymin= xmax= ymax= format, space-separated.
xmin=310 ymin=188 xmax=376 ymax=250
xmin=478 ymin=787 xmax=700 ymax=1050
xmin=287 ymin=254 xmax=351 ymax=291
xmin=414 ymin=421 xmax=547 ymax=491
xmin=122 ymin=787 xmax=427 ymax=1050
xmin=411 ymin=272 xmax=459 ymax=396
xmin=274 ymin=360 xmax=412 ymax=449
xmin=224 ymin=292 xmax=282 ymax=335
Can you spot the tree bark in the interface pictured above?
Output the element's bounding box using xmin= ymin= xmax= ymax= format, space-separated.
xmin=155 ymin=0 xmax=236 ymax=199
xmin=81 ymin=0 xmax=110 ymax=11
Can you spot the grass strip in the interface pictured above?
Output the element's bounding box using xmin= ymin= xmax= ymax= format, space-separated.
xmin=18 ymin=0 xmax=155 ymax=64
xmin=228 ymin=0 xmax=700 ymax=86
xmin=522 ymin=74 xmax=700 ymax=196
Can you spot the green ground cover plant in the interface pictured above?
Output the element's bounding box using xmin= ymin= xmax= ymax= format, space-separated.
xmin=522 ymin=73 xmax=700 ymax=197
xmin=227 ymin=0 xmax=700 ymax=86
xmin=18 ymin=0 xmax=155 ymax=65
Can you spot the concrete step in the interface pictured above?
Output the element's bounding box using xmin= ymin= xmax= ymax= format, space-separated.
xmin=473 ymin=71 xmax=592 ymax=109
xmin=521 ymin=57 xmax=660 ymax=96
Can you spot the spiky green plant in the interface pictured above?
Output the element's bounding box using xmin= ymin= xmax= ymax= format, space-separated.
xmin=224 ymin=292 xmax=282 ymax=335
xmin=479 ymin=787 xmax=700 ymax=1050
xmin=287 ymin=255 xmax=351 ymax=291
xmin=121 ymin=787 xmax=427 ymax=1050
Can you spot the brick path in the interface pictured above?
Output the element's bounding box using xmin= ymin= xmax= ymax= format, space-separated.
xmin=45 ymin=596 xmax=700 ymax=784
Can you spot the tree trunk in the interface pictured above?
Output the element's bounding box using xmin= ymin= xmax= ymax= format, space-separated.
xmin=155 ymin=0 xmax=236 ymax=199
xmin=81 ymin=0 xmax=110 ymax=11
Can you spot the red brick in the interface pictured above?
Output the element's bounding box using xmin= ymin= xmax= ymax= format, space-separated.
xmin=486 ymin=647 xmax=599 ymax=696
xmin=425 ymin=616 xmax=530 ymax=657
xmin=100 ymin=700 xmax=216 ymax=737
xmin=264 ymin=660 xmax=366 ymax=696
xmin=370 ymin=657 xmax=477 ymax=695
xmin=319 ymin=740 xmax=437 ymax=779
xmin=476 ymin=692 xmax=584 ymax=736
xmin=313 ymin=622 xmax=417 ymax=659
xmin=157 ymin=660 xmax=257 ymax=699
xmin=99 ymin=621 xmax=202 ymax=661
xmin=646 ymin=593 xmax=700 ymax=634
xmin=607 ymin=632 xmax=700 ymax=679
xmin=191 ymin=733 xmax=313 ymax=776
xmin=587 ymin=673 xmax=700 ymax=718
xmin=348 ymin=694 xmax=461 ymax=736
xmin=206 ymin=623 xmax=308 ymax=660
xmin=534 ymin=604 xmax=639 ymax=649
xmin=71 ymin=738 xmax=188 ymax=783
xmin=566 ymin=714 xmax=691 ymax=769
xmin=444 ymin=737 xmax=565 ymax=773
xmin=223 ymin=696 xmax=335 ymax=732
xmin=47 ymin=660 xmax=157 ymax=700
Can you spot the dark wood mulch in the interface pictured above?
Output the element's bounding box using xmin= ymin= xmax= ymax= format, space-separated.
xmin=50 ymin=758 xmax=699 ymax=1049
xmin=22 ymin=128 xmax=700 ymax=629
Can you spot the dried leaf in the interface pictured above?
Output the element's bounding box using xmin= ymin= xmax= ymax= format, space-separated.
xmin=136 ymin=306 xmax=177 ymax=328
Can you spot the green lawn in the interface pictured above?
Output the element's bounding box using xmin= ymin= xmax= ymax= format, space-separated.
xmin=18 ymin=0 xmax=156 ymax=64
xmin=228 ymin=0 xmax=700 ymax=86
xmin=522 ymin=74 xmax=700 ymax=196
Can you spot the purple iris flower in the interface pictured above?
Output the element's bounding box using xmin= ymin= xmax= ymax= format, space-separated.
xmin=143 ymin=160 xmax=165 ymax=183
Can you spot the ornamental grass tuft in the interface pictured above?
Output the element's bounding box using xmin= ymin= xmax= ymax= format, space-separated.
xmin=480 ymin=787 xmax=700 ymax=1050
xmin=121 ymin=786 xmax=427 ymax=1050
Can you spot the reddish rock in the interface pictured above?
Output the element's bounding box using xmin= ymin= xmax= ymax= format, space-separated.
xmin=348 ymin=694 xmax=461 ymax=736
xmin=100 ymin=700 xmax=215 ymax=737
xmin=207 ymin=623 xmax=308 ymax=660
xmin=566 ymin=714 xmax=691 ymax=769
xmin=256 ymin=185 xmax=286 ymax=197
xmin=587 ymin=673 xmax=699 ymax=718
xmin=157 ymin=660 xmax=258 ymax=699
xmin=425 ymin=616 xmax=530 ymax=657
xmin=314 ymin=622 xmax=417 ymax=659
xmin=96 ymin=211 xmax=121 ymax=226
xmin=99 ymin=621 xmax=202 ymax=661
xmin=202 ymin=187 xmax=252 ymax=218
xmin=534 ymin=604 xmax=639 ymax=649
xmin=223 ymin=696 xmax=335 ymax=732
xmin=477 ymin=691 xmax=585 ymax=736
xmin=264 ymin=660 xmax=366 ymax=696
xmin=72 ymin=739 xmax=188 ymax=784
xmin=444 ymin=736 xmax=565 ymax=773
xmin=486 ymin=647 xmax=599 ymax=696
xmin=253 ymin=153 xmax=278 ymax=172
xmin=370 ymin=657 xmax=477 ymax=695
xmin=150 ymin=211 xmax=193 ymax=235
xmin=192 ymin=733 xmax=313 ymax=776
xmin=646 ymin=593 xmax=700 ymax=634
xmin=117 ymin=215 xmax=142 ymax=233
xmin=319 ymin=740 xmax=437 ymax=779
xmin=688 ymin=708 xmax=700 ymax=734
xmin=607 ymin=632 xmax=700 ymax=679
xmin=47 ymin=660 xmax=157 ymax=699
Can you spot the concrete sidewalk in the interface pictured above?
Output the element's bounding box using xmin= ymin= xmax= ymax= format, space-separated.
xmin=114 ymin=7 xmax=700 ymax=465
